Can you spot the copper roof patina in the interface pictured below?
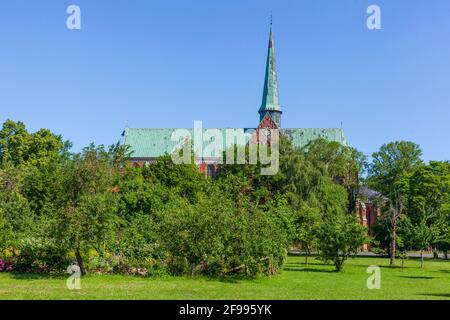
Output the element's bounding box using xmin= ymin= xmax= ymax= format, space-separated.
xmin=122 ymin=128 xmax=348 ymax=159
xmin=259 ymin=24 xmax=282 ymax=114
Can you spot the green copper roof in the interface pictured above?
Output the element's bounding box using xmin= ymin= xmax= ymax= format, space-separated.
xmin=122 ymin=128 xmax=252 ymax=159
xmin=122 ymin=128 xmax=348 ymax=159
xmin=122 ymin=128 xmax=183 ymax=158
xmin=282 ymin=128 xmax=348 ymax=148
xmin=259 ymin=25 xmax=282 ymax=114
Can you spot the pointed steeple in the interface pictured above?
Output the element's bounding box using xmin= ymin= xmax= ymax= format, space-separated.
xmin=259 ymin=18 xmax=282 ymax=127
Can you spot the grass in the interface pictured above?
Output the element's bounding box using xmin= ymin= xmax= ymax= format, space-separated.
xmin=0 ymin=256 xmax=449 ymax=300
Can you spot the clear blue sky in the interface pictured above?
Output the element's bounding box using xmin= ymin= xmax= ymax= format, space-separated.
xmin=1 ymin=0 xmax=449 ymax=161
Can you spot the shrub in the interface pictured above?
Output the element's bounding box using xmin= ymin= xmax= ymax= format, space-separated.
xmin=317 ymin=212 xmax=367 ymax=271
xmin=14 ymin=238 xmax=72 ymax=273
xmin=159 ymin=194 xmax=289 ymax=276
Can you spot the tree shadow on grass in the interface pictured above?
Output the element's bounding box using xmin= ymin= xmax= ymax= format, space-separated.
xmin=203 ymin=274 xmax=258 ymax=284
xmin=399 ymin=276 xmax=434 ymax=280
xmin=378 ymin=265 xmax=406 ymax=270
xmin=283 ymin=267 xmax=336 ymax=274
xmin=418 ymin=293 xmax=450 ymax=299
xmin=284 ymin=262 xmax=330 ymax=267
xmin=9 ymin=272 xmax=68 ymax=281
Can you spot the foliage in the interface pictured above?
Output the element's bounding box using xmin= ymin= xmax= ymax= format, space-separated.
xmin=368 ymin=141 xmax=423 ymax=196
xmin=367 ymin=141 xmax=424 ymax=266
xmin=14 ymin=237 xmax=72 ymax=273
xmin=1 ymin=120 xmax=448 ymax=278
xmin=398 ymin=162 xmax=450 ymax=266
xmin=317 ymin=212 xmax=367 ymax=271
xmin=0 ymin=119 xmax=67 ymax=167
xmin=291 ymin=202 xmax=321 ymax=263
xmin=304 ymin=139 xmax=367 ymax=212
xmin=159 ymin=192 xmax=289 ymax=276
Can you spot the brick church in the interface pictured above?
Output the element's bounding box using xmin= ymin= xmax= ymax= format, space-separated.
xmin=121 ymin=23 xmax=378 ymax=243
xmin=122 ymin=23 xmax=347 ymax=167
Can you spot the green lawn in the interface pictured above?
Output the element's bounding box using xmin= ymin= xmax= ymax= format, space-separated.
xmin=0 ymin=256 xmax=449 ymax=300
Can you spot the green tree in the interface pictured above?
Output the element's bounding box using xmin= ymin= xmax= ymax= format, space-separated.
xmin=0 ymin=120 xmax=32 ymax=166
xmin=0 ymin=163 xmax=35 ymax=251
xmin=52 ymin=144 xmax=126 ymax=275
xmin=0 ymin=119 xmax=66 ymax=167
xmin=304 ymin=139 xmax=367 ymax=213
xmin=317 ymin=211 xmax=367 ymax=271
xmin=292 ymin=203 xmax=321 ymax=264
xmin=148 ymin=155 xmax=205 ymax=203
xmin=403 ymin=214 xmax=443 ymax=268
xmin=54 ymin=193 xmax=118 ymax=275
xmin=368 ymin=141 xmax=423 ymax=266
xmin=159 ymin=188 xmax=289 ymax=276
xmin=400 ymin=162 xmax=450 ymax=267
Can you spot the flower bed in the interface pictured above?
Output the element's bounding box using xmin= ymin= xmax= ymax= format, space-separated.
xmin=0 ymin=260 xmax=15 ymax=272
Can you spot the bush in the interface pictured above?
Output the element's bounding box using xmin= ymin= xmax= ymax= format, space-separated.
xmin=0 ymin=193 xmax=35 ymax=250
xmin=317 ymin=212 xmax=367 ymax=271
xmin=159 ymin=194 xmax=288 ymax=276
xmin=14 ymin=238 xmax=72 ymax=273
xmin=0 ymin=124 xmax=377 ymax=278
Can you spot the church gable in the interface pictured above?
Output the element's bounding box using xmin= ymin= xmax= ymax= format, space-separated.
xmin=258 ymin=113 xmax=278 ymax=130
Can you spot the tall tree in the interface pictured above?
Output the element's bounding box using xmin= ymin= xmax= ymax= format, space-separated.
xmin=0 ymin=120 xmax=31 ymax=166
xmin=292 ymin=203 xmax=321 ymax=265
xmin=368 ymin=141 xmax=423 ymax=266
xmin=400 ymin=162 xmax=450 ymax=267
xmin=52 ymin=144 xmax=126 ymax=275
xmin=304 ymin=139 xmax=367 ymax=213
xmin=0 ymin=119 xmax=65 ymax=167
xmin=317 ymin=211 xmax=367 ymax=271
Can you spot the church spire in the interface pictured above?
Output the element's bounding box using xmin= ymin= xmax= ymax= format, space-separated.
xmin=259 ymin=18 xmax=282 ymax=127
